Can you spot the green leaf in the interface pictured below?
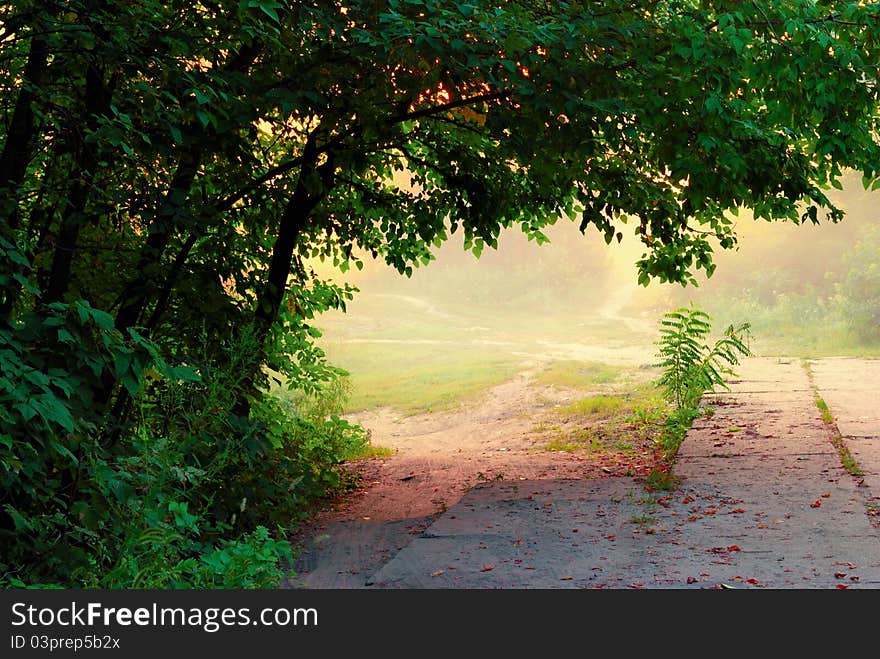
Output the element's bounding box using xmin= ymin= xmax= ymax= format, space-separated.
xmin=57 ymin=328 xmax=76 ymax=344
xmin=32 ymin=396 xmax=75 ymax=432
xmin=3 ymin=505 xmax=32 ymax=532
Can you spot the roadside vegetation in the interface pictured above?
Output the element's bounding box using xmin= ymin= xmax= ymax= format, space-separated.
xmin=533 ymin=381 xmax=670 ymax=477
xmin=525 ymin=306 xmax=752 ymax=491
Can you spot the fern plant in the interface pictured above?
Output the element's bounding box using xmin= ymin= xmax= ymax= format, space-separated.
xmin=655 ymin=307 xmax=752 ymax=410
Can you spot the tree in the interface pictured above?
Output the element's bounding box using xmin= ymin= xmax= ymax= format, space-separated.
xmin=2 ymin=0 xmax=880 ymax=585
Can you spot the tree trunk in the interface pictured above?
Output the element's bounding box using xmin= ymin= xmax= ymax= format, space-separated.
xmin=234 ymin=133 xmax=335 ymax=418
xmin=252 ymin=137 xmax=331 ymax=348
xmin=0 ymin=35 xmax=48 ymax=224
xmin=113 ymin=149 xmax=202 ymax=331
xmin=0 ymin=35 xmax=49 ymax=318
xmin=43 ymin=64 xmax=112 ymax=304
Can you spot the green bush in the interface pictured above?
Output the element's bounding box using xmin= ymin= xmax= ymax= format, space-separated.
xmin=0 ymin=308 xmax=367 ymax=588
xmin=835 ymin=226 xmax=880 ymax=342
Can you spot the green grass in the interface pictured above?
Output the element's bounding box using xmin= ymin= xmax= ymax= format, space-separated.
xmin=343 ymin=443 xmax=395 ymax=460
xmin=543 ymin=428 xmax=604 ymax=453
xmin=833 ymin=438 xmax=863 ymax=477
xmin=532 ymin=360 xmax=622 ymax=390
xmin=630 ymin=513 xmax=657 ymax=527
xmin=560 ymin=394 xmax=628 ymax=417
xmin=323 ymin=341 xmax=523 ymax=414
xmin=696 ymin=302 xmax=880 ymax=358
xmin=814 ymin=397 xmax=835 ymax=424
xmin=312 ymin=285 xmax=657 ymax=414
xmin=539 ymin=384 xmax=671 ymax=458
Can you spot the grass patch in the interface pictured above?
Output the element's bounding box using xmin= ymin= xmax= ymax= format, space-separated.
xmin=532 ymin=360 xmax=622 ymax=390
xmin=561 ymin=394 xmax=628 ymax=417
xmin=344 ymin=443 xmax=395 ymax=461
xmin=313 ymin=286 xmax=658 ymax=415
xmin=323 ymin=341 xmax=522 ymax=414
xmin=815 ymin=397 xmax=835 ymax=424
xmin=830 ymin=434 xmax=863 ymax=477
xmin=543 ymin=429 xmax=604 ymax=453
xmin=537 ymin=385 xmax=673 ymax=467
xmin=630 ymin=513 xmax=657 ymax=527
xmin=644 ymin=462 xmax=682 ymax=491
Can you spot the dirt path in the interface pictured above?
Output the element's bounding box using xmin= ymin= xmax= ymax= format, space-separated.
xmin=320 ymin=369 xmax=598 ymax=522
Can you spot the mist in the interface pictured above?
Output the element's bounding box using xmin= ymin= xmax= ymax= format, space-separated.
xmin=312 ymin=173 xmax=880 ymax=412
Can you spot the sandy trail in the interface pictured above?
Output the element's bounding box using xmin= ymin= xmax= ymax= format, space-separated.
xmin=317 ymin=368 xmax=598 ymax=522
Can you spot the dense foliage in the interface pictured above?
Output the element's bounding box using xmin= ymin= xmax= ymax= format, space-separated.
xmin=2 ymin=1 xmax=879 ymax=586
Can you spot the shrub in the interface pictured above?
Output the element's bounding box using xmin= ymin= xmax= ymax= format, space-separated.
xmin=1 ymin=313 xmax=366 ymax=588
xmin=655 ymin=307 xmax=752 ymax=411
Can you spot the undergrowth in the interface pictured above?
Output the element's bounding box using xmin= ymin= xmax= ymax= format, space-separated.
xmin=1 ymin=320 xmax=369 ymax=589
xmin=646 ymin=306 xmax=752 ymax=490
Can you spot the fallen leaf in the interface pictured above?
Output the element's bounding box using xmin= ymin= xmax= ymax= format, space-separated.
xmin=687 ymin=576 xmax=697 ymax=584
xmin=431 ymin=569 xmax=446 ymax=577
xmin=745 ymin=578 xmax=760 ymax=585
xmin=682 ymin=496 xmax=694 ymax=504
xmin=727 ymin=545 xmax=742 ymax=552
xmin=821 ymin=493 xmax=831 ymax=498
xmin=833 ymin=561 xmax=857 ymax=568
xmin=836 ymin=584 xmax=849 ymax=590
xmin=687 ymin=515 xmax=702 ymax=522
xmin=560 ymin=576 xmax=573 ymax=581
xmin=480 ymin=564 xmax=495 ymax=572
xmin=757 ymin=523 xmax=766 ymax=529
xmin=704 ymin=508 xmax=717 ymax=515
xmin=834 ymin=572 xmax=847 ymax=579
xmin=810 ymin=500 xmax=822 ymax=508
xmin=731 ymin=508 xmax=746 ymax=514
xmin=850 ymin=576 xmax=860 ymax=582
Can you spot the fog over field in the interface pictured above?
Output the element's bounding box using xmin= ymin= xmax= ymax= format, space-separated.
xmin=312 ymin=174 xmax=880 ymax=412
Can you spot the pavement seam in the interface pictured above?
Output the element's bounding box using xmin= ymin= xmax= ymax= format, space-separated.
xmin=801 ymin=359 xmax=878 ymax=528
